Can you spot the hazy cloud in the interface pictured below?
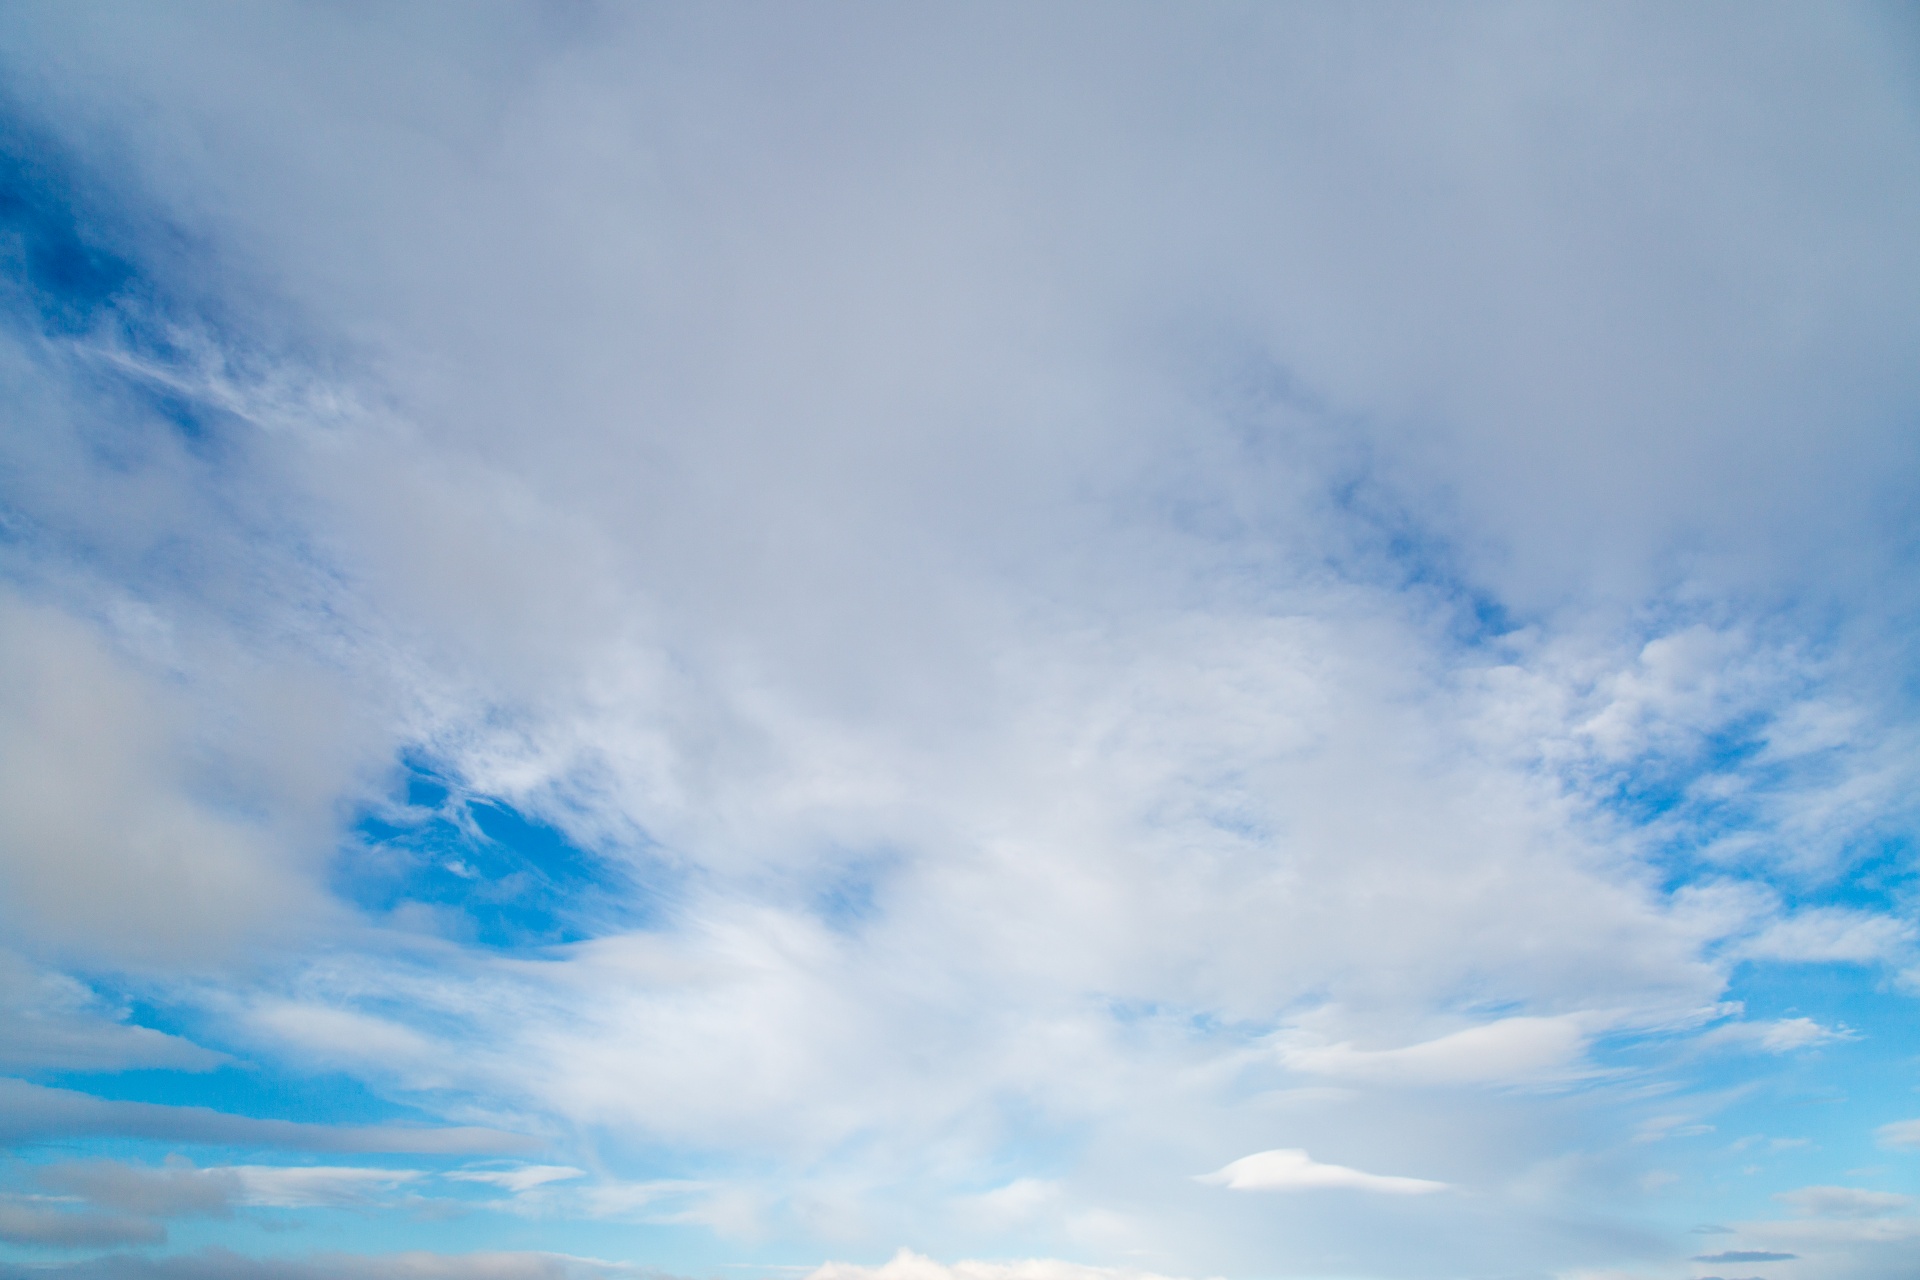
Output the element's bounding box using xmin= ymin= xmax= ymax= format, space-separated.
xmin=1775 ymin=1187 xmax=1915 ymax=1219
xmin=1273 ymin=1015 xmax=1598 ymax=1088
xmin=0 ymin=952 xmax=225 ymax=1073
xmin=0 ymin=3 xmax=1914 ymax=1277
xmin=0 ymin=1080 xmax=539 ymax=1155
xmin=0 ymin=1199 xmax=163 ymax=1249
xmin=0 ymin=1249 xmax=657 ymax=1280
xmin=35 ymin=1157 xmax=237 ymax=1219
xmin=444 ymin=1167 xmax=587 ymax=1195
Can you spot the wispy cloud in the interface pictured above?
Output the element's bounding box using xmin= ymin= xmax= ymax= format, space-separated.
xmin=1874 ymin=1119 xmax=1920 ymax=1151
xmin=0 ymin=952 xmax=226 ymax=1073
xmin=444 ymin=1166 xmax=587 ymax=1195
xmin=1271 ymin=1015 xmax=1601 ymax=1089
xmin=1197 ymin=1150 xmax=1446 ymax=1196
xmin=0 ymin=1249 xmax=661 ymax=1279
xmin=0 ymin=1080 xmax=539 ymax=1155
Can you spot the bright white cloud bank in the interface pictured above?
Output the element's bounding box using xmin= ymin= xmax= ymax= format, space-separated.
xmin=0 ymin=3 xmax=1916 ymax=1280
xmin=1198 ymin=1150 xmax=1446 ymax=1196
xmin=809 ymin=1249 xmax=1199 ymax=1280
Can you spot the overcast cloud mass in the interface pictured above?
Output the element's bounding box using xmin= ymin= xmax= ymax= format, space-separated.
xmin=1 ymin=4 xmax=1918 ymax=1279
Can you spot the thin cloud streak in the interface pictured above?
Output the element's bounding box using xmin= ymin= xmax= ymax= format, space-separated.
xmin=0 ymin=1081 xmax=540 ymax=1156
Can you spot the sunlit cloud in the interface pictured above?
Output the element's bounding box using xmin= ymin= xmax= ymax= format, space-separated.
xmin=1197 ymin=1150 xmax=1447 ymax=1197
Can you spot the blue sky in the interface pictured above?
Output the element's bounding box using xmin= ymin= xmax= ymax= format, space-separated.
xmin=1 ymin=4 xmax=1918 ymax=1279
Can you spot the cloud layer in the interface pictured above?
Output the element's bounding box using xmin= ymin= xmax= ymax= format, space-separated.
xmin=0 ymin=3 xmax=1916 ymax=1279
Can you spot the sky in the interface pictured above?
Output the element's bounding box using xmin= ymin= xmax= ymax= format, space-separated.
xmin=0 ymin=3 xmax=1918 ymax=1279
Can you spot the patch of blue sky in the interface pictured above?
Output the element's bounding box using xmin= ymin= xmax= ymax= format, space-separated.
xmin=1813 ymin=834 xmax=1920 ymax=907
xmin=30 ymin=1067 xmax=429 ymax=1130
xmin=811 ymin=858 xmax=888 ymax=934
xmin=1590 ymin=711 xmax=1902 ymax=903
xmin=0 ymin=128 xmax=300 ymax=627
xmin=0 ymin=1062 xmax=538 ymax=1172
xmin=0 ymin=132 xmax=134 ymax=338
xmin=1242 ymin=400 xmax=1529 ymax=647
xmin=99 ymin=373 xmax=250 ymax=454
xmin=1576 ymin=962 xmax=1920 ymax=1224
xmin=0 ymin=1133 xmax=457 ymax=1184
xmin=1128 ymin=355 xmax=1535 ymax=663
xmin=337 ymin=761 xmax=666 ymax=950
xmin=1606 ymin=719 xmax=1774 ymax=818
xmin=140 ymin=1204 xmax=741 ymax=1277
xmin=1724 ymin=845 xmax=1919 ymax=935
xmin=0 ymin=110 xmax=327 ymax=446
xmin=1349 ymin=499 xmax=1520 ymax=646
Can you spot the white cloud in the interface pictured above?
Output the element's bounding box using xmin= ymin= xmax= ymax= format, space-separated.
xmin=1634 ymin=1115 xmax=1714 ymax=1144
xmin=1775 ymin=1186 xmax=1915 ymax=1219
xmin=1736 ymin=910 xmax=1917 ymax=965
xmin=1273 ymin=1014 xmax=1599 ymax=1088
xmin=445 ymin=1167 xmax=587 ymax=1195
xmin=246 ymin=1001 xmax=441 ymax=1078
xmin=956 ymin=1179 xmax=1064 ymax=1232
xmin=1756 ymin=1019 xmax=1851 ymax=1052
xmin=0 ymin=595 xmax=328 ymax=965
xmin=1875 ymin=1120 xmax=1920 ymax=1151
xmin=224 ymin=1166 xmax=426 ymax=1209
xmin=0 ymin=4 xmax=1914 ymax=1277
xmin=1197 ymin=1150 xmax=1447 ymax=1196
xmin=808 ymin=1249 xmax=1199 ymax=1280
xmin=1697 ymin=1017 xmax=1853 ymax=1054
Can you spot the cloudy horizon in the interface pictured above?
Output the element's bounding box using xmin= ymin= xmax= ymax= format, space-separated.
xmin=1 ymin=4 xmax=1918 ymax=1279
